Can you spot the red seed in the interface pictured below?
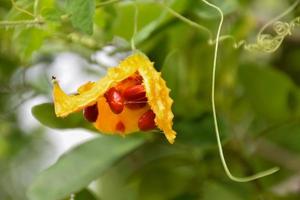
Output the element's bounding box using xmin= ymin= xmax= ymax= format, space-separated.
xmin=104 ymin=87 xmax=124 ymax=114
xmin=138 ymin=110 xmax=156 ymax=131
xmin=116 ymin=121 xmax=125 ymax=133
xmin=123 ymin=85 xmax=146 ymax=101
xmin=124 ymin=85 xmax=147 ymax=109
xmin=83 ymin=104 xmax=98 ymax=122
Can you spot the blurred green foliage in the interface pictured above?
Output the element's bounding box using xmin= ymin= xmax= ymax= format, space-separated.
xmin=1 ymin=0 xmax=300 ymax=200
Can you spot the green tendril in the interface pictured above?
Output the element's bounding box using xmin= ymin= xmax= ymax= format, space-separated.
xmin=156 ymin=0 xmax=290 ymax=181
xmin=208 ymin=35 xmax=246 ymax=49
xmin=258 ymin=0 xmax=299 ymax=37
xmin=214 ymin=0 xmax=299 ymax=52
xmin=244 ymin=0 xmax=300 ymax=53
xmin=33 ymin=0 xmax=40 ymax=17
xmin=246 ymin=19 xmax=300 ymax=53
xmin=202 ymin=0 xmax=280 ymax=182
xmin=158 ymin=2 xmax=212 ymax=39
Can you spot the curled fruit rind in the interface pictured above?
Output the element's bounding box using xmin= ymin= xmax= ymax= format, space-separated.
xmin=53 ymin=53 xmax=176 ymax=144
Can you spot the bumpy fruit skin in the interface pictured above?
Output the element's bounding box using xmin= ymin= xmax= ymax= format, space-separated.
xmin=83 ymin=104 xmax=98 ymax=122
xmin=124 ymin=85 xmax=147 ymax=109
xmin=104 ymin=87 xmax=124 ymax=114
xmin=138 ymin=109 xmax=156 ymax=131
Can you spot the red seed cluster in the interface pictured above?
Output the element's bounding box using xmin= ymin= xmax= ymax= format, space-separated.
xmin=104 ymin=74 xmax=149 ymax=113
xmin=84 ymin=73 xmax=156 ymax=132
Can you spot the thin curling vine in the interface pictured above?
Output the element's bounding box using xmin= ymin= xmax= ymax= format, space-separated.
xmin=245 ymin=0 xmax=300 ymax=53
xmin=207 ymin=0 xmax=300 ymax=52
xmin=208 ymin=17 xmax=300 ymax=52
xmin=245 ymin=17 xmax=300 ymax=53
xmin=202 ymin=0 xmax=280 ymax=182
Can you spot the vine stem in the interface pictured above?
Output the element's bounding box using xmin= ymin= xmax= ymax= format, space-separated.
xmin=33 ymin=0 xmax=40 ymax=17
xmin=0 ymin=19 xmax=44 ymax=26
xmin=202 ymin=0 xmax=280 ymax=182
xmin=131 ymin=0 xmax=138 ymax=51
xmin=208 ymin=35 xmax=246 ymax=49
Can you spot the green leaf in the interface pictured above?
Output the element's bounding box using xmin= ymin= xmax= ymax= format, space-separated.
xmin=66 ymin=0 xmax=95 ymax=34
xmin=42 ymin=7 xmax=64 ymax=22
xmin=31 ymin=103 xmax=92 ymax=130
xmin=239 ymin=64 xmax=294 ymax=121
xmin=137 ymin=163 xmax=194 ymax=200
xmin=266 ymin=121 xmax=300 ymax=153
xmin=202 ymin=181 xmax=244 ymax=200
xmin=14 ymin=28 xmax=48 ymax=61
xmin=100 ymin=143 xmax=194 ymax=200
xmin=27 ymin=136 xmax=145 ymax=200
xmin=111 ymin=1 xmax=174 ymax=40
xmin=135 ymin=0 xmax=187 ymax=45
xmin=175 ymin=115 xmax=228 ymax=147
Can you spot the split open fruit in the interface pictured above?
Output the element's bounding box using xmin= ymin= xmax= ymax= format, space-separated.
xmin=52 ymin=53 xmax=176 ymax=144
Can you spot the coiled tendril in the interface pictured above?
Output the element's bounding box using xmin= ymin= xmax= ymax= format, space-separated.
xmin=245 ymin=16 xmax=300 ymax=53
xmin=205 ymin=0 xmax=300 ymax=53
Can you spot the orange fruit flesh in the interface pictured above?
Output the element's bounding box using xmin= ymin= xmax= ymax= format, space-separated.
xmin=94 ymin=97 xmax=150 ymax=134
xmin=92 ymin=73 xmax=150 ymax=135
